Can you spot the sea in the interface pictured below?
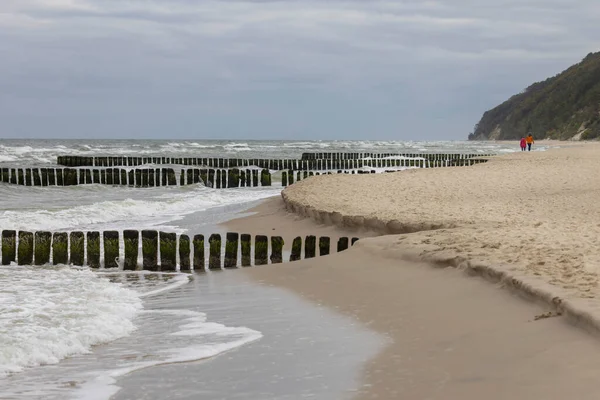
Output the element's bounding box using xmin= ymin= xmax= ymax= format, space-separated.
xmin=0 ymin=139 xmax=534 ymax=399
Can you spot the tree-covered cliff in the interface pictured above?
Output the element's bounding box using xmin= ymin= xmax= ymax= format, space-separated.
xmin=469 ymin=51 xmax=600 ymax=141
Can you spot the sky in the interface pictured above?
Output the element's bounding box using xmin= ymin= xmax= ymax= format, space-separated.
xmin=0 ymin=0 xmax=599 ymax=140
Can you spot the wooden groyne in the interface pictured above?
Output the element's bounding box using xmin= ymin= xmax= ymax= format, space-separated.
xmin=0 ymin=167 xmax=272 ymax=188
xmin=0 ymin=229 xmax=359 ymax=270
xmin=56 ymin=154 xmax=492 ymax=171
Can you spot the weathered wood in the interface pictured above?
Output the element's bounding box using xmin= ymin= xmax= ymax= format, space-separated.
xmin=179 ymin=234 xmax=191 ymax=272
xmin=142 ymin=230 xmax=158 ymax=271
xmin=208 ymin=234 xmax=221 ymax=270
xmin=224 ymin=232 xmax=239 ymax=268
xmin=1 ymin=230 xmax=16 ymax=265
xmin=337 ymin=237 xmax=349 ymax=252
xmin=270 ymin=236 xmax=284 ymax=264
xmin=123 ymin=230 xmax=139 ymax=271
xmin=103 ymin=231 xmax=119 ymax=268
xmin=240 ymin=234 xmax=251 ymax=267
xmin=69 ymin=231 xmax=85 ymax=266
xmin=160 ymin=232 xmax=177 ymax=271
xmin=290 ymin=236 xmax=302 ymax=262
xmin=304 ymin=235 xmax=316 ymax=259
xmin=193 ymin=234 xmax=205 ymax=271
xmin=255 ymin=235 xmax=268 ymax=265
xmin=86 ymin=231 xmax=100 ymax=268
xmin=351 ymin=237 xmax=359 ymax=245
xmin=52 ymin=232 xmax=68 ymax=265
xmin=319 ymin=237 xmax=330 ymax=256
xmin=18 ymin=231 xmax=34 ymax=265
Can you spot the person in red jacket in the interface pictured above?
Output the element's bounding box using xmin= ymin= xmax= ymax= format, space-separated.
xmin=519 ymin=137 xmax=527 ymax=151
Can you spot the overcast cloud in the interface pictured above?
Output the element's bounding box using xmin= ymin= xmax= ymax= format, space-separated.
xmin=0 ymin=0 xmax=598 ymax=140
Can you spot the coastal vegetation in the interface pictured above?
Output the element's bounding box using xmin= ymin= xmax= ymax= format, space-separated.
xmin=470 ymin=51 xmax=600 ymax=141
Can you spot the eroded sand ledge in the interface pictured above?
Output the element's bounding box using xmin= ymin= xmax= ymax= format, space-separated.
xmin=281 ymin=143 xmax=600 ymax=334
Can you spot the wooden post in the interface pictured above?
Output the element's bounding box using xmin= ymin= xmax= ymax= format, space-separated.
xmin=135 ymin=169 xmax=141 ymax=187
xmin=260 ymin=169 xmax=271 ymax=186
xmin=179 ymin=234 xmax=191 ymax=272
xmin=167 ymin=169 xmax=177 ymax=186
xmin=160 ymin=232 xmax=177 ymax=271
xmin=337 ymin=237 xmax=349 ymax=252
xmin=112 ymin=168 xmax=120 ymax=185
xmin=87 ymin=231 xmax=100 ymax=268
xmin=270 ymin=236 xmax=284 ymax=264
xmin=208 ymin=234 xmax=221 ymax=270
xmin=319 ymin=237 xmax=330 ymax=256
xmin=193 ymin=234 xmax=205 ymax=271
xmin=221 ymin=169 xmax=227 ymax=188
xmin=123 ymin=230 xmax=139 ymax=271
xmin=215 ymin=170 xmax=221 ymax=189
xmin=142 ymin=230 xmax=158 ymax=271
xmin=40 ymin=168 xmax=48 ymax=186
xmin=240 ymin=234 xmax=251 ymax=267
xmin=254 ymin=235 xmax=268 ymax=265
xmin=304 ymin=235 xmax=316 ymax=259
xmin=25 ymin=168 xmax=32 ymax=186
xmin=1 ymin=230 xmax=16 ymax=265
xmin=121 ymin=169 xmax=127 ymax=185
xmin=18 ymin=231 xmax=34 ymax=265
xmin=351 ymin=237 xmax=359 ymax=246
xmin=290 ymin=236 xmax=302 ymax=261
xmin=224 ymin=232 xmax=239 ymax=268
xmin=228 ymin=169 xmax=240 ymax=188
xmin=282 ymin=171 xmax=287 ymax=187
xmin=106 ymin=168 xmax=113 ymax=185
xmin=18 ymin=169 xmax=24 ymax=185
xmin=69 ymin=231 xmax=85 ymax=266
xmin=52 ymin=232 xmax=68 ymax=265
xmin=252 ymin=170 xmax=258 ymax=187
xmin=10 ymin=168 xmax=17 ymax=184
xmin=103 ymin=231 xmax=119 ymax=268
xmin=179 ymin=170 xmax=185 ymax=186
xmin=86 ymin=169 xmax=93 ymax=184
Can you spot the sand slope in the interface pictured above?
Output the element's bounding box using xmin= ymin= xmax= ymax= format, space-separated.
xmin=282 ymin=144 xmax=600 ymax=300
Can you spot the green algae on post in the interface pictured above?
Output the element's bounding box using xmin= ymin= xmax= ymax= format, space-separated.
xmin=160 ymin=232 xmax=177 ymax=271
xmin=103 ymin=231 xmax=119 ymax=269
xmin=208 ymin=234 xmax=222 ymax=270
xmin=290 ymin=236 xmax=302 ymax=262
xmin=123 ymin=230 xmax=139 ymax=271
xmin=260 ymin=169 xmax=271 ymax=186
xmin=69 ymin=231 xmax=85 ymax=266
xmin=304 ymin=235 xmax=316 ymax=259
xmin=228 ymin=169 xmax=240 ymax=188
xmin=18 ymin=231 xmax=34 ymax=265
xmin=34 ymin=231 xmax=51 ymax=266
xmin=142 ymin=230 xmax=158 ymax=271
xmin=52 ymin=232 xmax=69 ymax=265
xmin=179 ymin=234 xmax=191 ymax=272
xmin=281 ymin=171 xmax=287 ymax=187
xmin=224 ymin=232 xmax=239 ymax=269
xmin=2 ymin=230 xmax=16 ymax=265
xmin=86 ymin=231 xmax=100 ymax=268
xmin=319 ymin=237 xmax=330 ymax=256
xmin=254 ymin=235 xmax=268 ymax=265
xmin=270 ymin=236 xmax=284 ymax=264
xmin=193 ymin=234 xmax=205 ymax=271
xmin=337 ymin=237 xmax=349 ymax=252
xmin=240 ymin=234 xmax=251 ymax=267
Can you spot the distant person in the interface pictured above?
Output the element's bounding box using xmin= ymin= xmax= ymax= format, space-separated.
xmin=526 ymin=134 xmax=534 ymax=151
xmin=520 ymin=137 xmax=527 ymax=151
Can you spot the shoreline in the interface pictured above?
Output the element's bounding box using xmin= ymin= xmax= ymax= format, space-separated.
xmin=226 ymin=198 xmax=600 ymax=399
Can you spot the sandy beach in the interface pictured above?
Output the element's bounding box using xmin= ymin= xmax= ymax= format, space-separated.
xmin=223 ymin=142 xmax=600 ymax=399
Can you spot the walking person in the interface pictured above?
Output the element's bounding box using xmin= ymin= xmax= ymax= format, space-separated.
xmin=520 ymin=137 xmax=527 ymax=151
xmin=526 ymin=133 xmax=534 ymax=151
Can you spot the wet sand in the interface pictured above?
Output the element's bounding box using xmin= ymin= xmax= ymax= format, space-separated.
xmin=228 ymin=199 xmax=600 ymax=399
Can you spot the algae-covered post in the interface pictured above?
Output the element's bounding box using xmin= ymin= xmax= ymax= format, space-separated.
xmin=1 ymin=230 xmax=16 ymax=265
xmin=240 ymin=234 xmax=251 ymax=267
xmin=290 ymin=236 xmax=302 ymax=262
xmin=337 ymin=237 xmax=349 ymax=252
xmin=52 ymin=232 xmax=68 ymax=265
xmin=193 ymin=234 xmax=205 ymax=271
xmin=270 ymin=236 xmax=284 ymax=264
xmin=86 ymin=231 xmax=100 ymax=268
xmin=252 ymin=170 xmax=258 ymax=187
xmin=123 ymin=230 xmax=139 ymax=271
xmin=70 ymin=231 xmax=85 ymax=266
xmin=179 ymin=234 xmax=191 ymax=272
xmin=228 ymin=169 xmax=240 ymax=188
xmin=304 ymin=235 xmax=316 ymax=259
xmin=260 ymin=169 xmax=271 ymax=186
xmin=254 ymin=235 xmax=268 ymax=265
xmin=160 ymin=232 xmax=177 ymax=271
xmin=319 ymin=237 xmax=330 ymax=256
xmin=33 ymin=231 xmax=51 ymax=265
xmin=142 ymin=230 xmax=158 ymax=271
xmin=208 ymin=234 xmax=221 ymax=270
xmin=103 ymin=231 xmax=120 ymax=268
xmin=224 ymin=232 xmax=239 ymax=268
xmin=281 ymin=171 xmax=287 ymax=187
xmin=18 ymin=231 xmax=34 ymax=265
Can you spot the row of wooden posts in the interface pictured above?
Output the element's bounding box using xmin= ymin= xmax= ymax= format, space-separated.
xmin=56 ymin=155 xmax=491 ymax=170
xmin=0 ymin=230 xmax=358 ymax=270
xmin=300 ymin=152 xmax=495 ymax=160
xmin=0 ymin=167 xmax=272 ymax=188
